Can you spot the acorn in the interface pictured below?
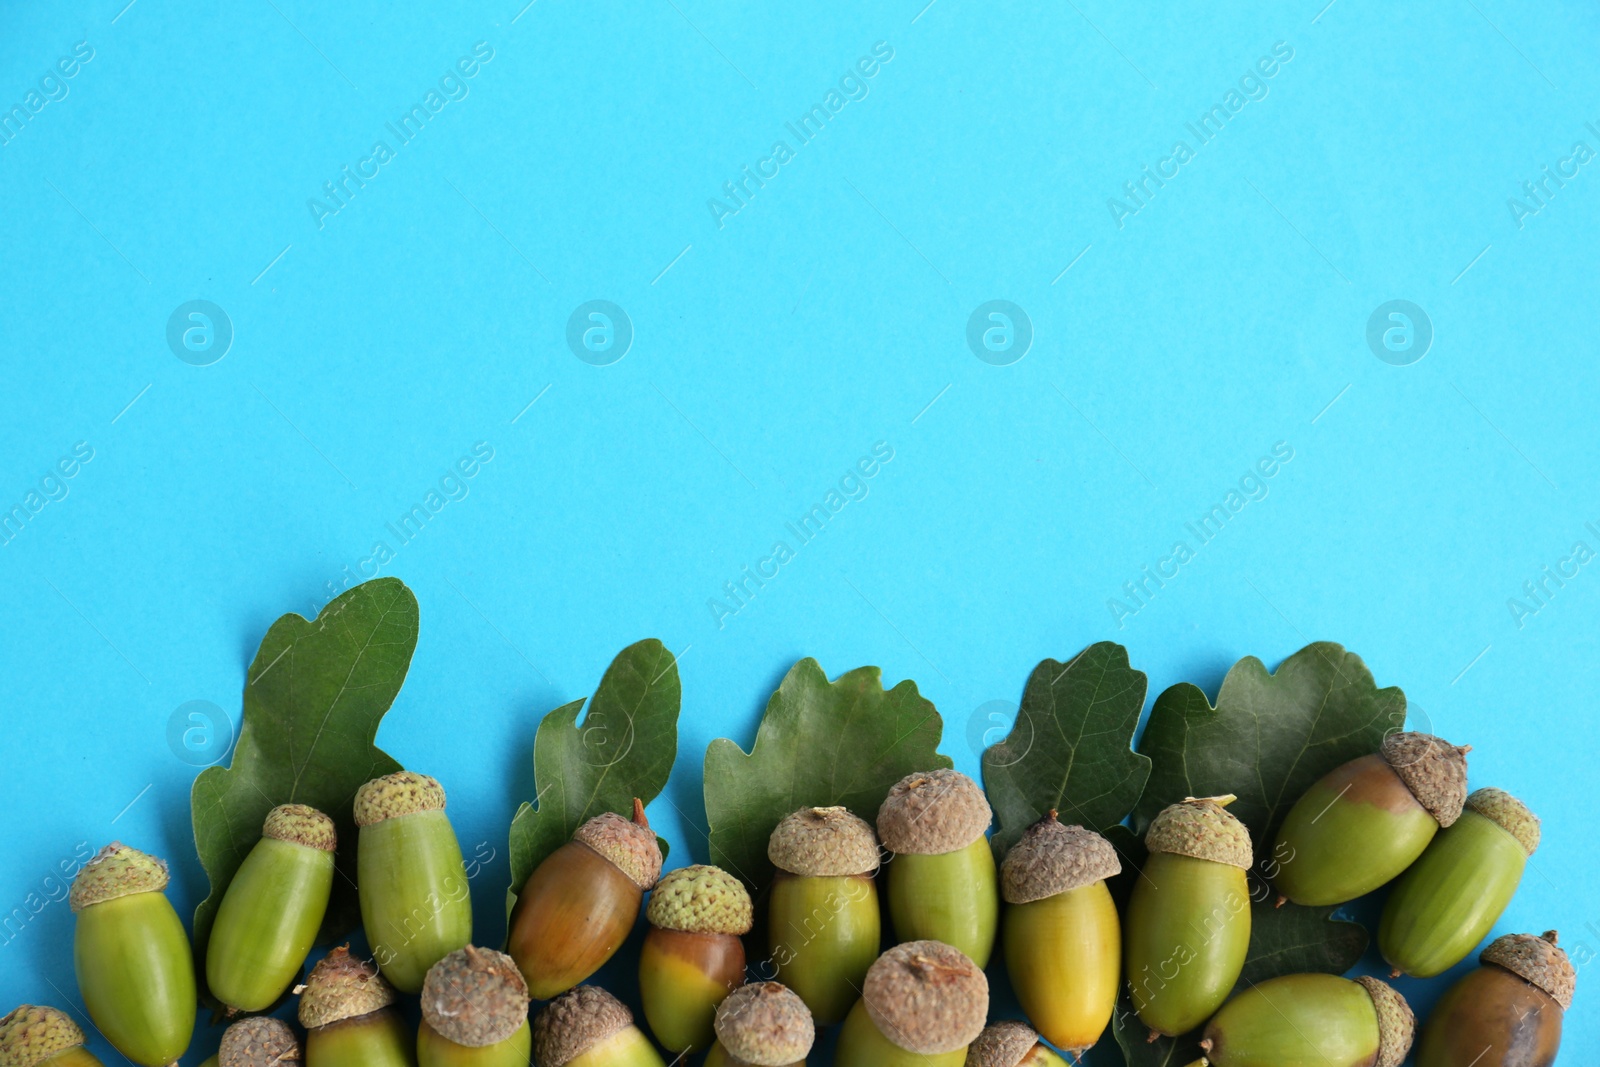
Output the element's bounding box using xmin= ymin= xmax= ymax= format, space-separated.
xmin=210 ymin=1017 xmax=302 ymax=1067
xmin=702 ymin=982 xmax=814 ymax=1067
xmin=0 ymin=1005 xmax=106 ymax=1067
xmin=767 ymin=807 xmax=883 ymax=1025
xmin=531 ymin=986 xmax=665 ymax=1067
xmin=999 ymin=813 xmax=1121 ymax=1054
xmin=1416 ymin=929 xmax=1575 ymax=1067
xmin=1271 ymin=732 xmax=1469 ymax=906
xmin=509 ymin=799 xmax=662 ymax=1000
xmin=298 ymin=946 xmax=416 ymax=1067
xmin=208 ymin=804 xmax=338 ymax=1013
xmin=356 ymin=771 xmax=473 ymax=994
xmin=834 ymin=940 xmax=988 ymax=1067
xmin=966 ymin=1020 xmax=1071 ymax=1067
xmin=1379 ymin=786 xmax=1540 ymax=977
xmin=71 ymin=843 xmax=196 ymax=1067
xmin=637 ymin=864 xmax=751 ymax=1053
xmin=1199 ymin=973 xmax=1414 ymax=1067
xmin=876 ymin=769 xmax=999 ymax=966
xmin=418 ymin=946 xmax=531 ymax=1067
xmin=1124 ymin=796 xmax=1252 ymax=1038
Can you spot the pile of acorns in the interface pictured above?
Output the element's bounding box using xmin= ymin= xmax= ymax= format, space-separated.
xmin=0 ymin=732 xmax=1577 ymax=1067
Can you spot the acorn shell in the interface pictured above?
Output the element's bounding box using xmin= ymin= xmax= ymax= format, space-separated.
xmin=532 ymin=986 xmax=633 ymax=1067
xmin=1145 ymin=797 xmax=1252 ymax=869
xmin=877 ymin=770 xmax=992 ymax=856
xmin=713 ymin=983 xmax=814 ymax=1066
xmin=860 ymin=940 xmax=988 ymax=1055
xmin=1379 ymin=732 xmax=1469 ymax=826
xmin=0 ymin=1005 xmax=85 ymax=1067
xmin=1000 ymin=812 xmax=1120 ymax=904
xmin=421 ymin=946 xmax=531 ymax=1048
xmin=1482 ymin=930 xmax=1575 ymax=1010
xmin=768 ymin=807 xmax=880 ymax=877
xmin=298 ymin=946 xmax=399 ymax=1029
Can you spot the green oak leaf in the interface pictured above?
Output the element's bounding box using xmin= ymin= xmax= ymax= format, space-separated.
xmin=506 ymin=639 xmax=680 ymax=915
xmin=1109 ymin=992 xmax=1205 ymax=1066
xmin=1239 ymin=896 xmax=1368 ymax=984
xmin=705 ymin=658 xmax=950 ymax=891
xmin=983 ymin=642 xmax=1151 ymax=856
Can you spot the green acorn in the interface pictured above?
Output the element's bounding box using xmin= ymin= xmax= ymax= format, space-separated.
xmin=298 ymin=946 xmax=416 ymax=1067
xmin=702 ymin=982 xmax=814 ymax=1067
xmin=966 ymin=1020 xmax=1071 ymax=1067
xmin=0 ymin=1005 xmax=106 ymax=1067
xmin=637 ymin=865 xmax=751 ymax=1053
xmin=208 ymin=804 xmax=338 ymax=1013
xmin=531 ymin=986 xmax=666 ymax=1067
xmin=876 ymin=770 xmax=999 ymax=967
xmin=767 ymin=807 xmax=883 ymax=1026
xmin=1416 ymin=929 xmax=1574 ymax=1067
xmin=71 ymin=843 xmax=196 ymax=1067
xmin=1199 ymin=973 xmax=1414 ymax=1067
xmin=355 ymin=772 xmax=473 ymax=994
xmin=418 ymin=946 xmax=532 ymax=1067
xmin=1272 ymin=732 xmax=1469 ymax=906
xmin=1124 ymin=796 xmax=1252 ymax=1038
xmin=1379 ymin=786 xmax=1540 ymax=977
xmin=833 ymin=940 xmax=988 ymax=1067
xmin=207 ymin=1017 xmax=301 ymax=1067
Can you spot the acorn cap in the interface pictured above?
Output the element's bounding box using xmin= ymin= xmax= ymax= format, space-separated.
xmin=219 ymin=1017 xmax=300 ymax=1067
xmin=877 ymin=769 xmax=993 ymax=856
xmin=573 ymin=799 xmax=662 ymax=890
xmin=1380 ymin=732 xmax=1469 ymax=826
xmin=647 ymin=865 xmax=753 ymax=935
xmin=861 ymin=940 xmax=988 ymax=1055
xmin=298 ymin=946 xmax=398 ymax=1029
xmin=1145 ymin=796 xmax=1253 ymax=869
xmin=353 ymin=771 xmax=446 ymax=826
xmin=263 ymin=804 xmax=338 ymax=851
xmin=966 ymin=1020 xmax=1040 ymax=1067
xmin=1466 ymin=787 xmax=1541 ymax=855
xmin=69 ymin=843 xmax=169 ymax=911
xmin=1354 ymin=976 xmax=1414 ymax=1067
xmin=421 ymin=945 xmax=531 ymax=1048
xmin=1482 ymin=930 xmax=1575 ymax=1010
xmin=713 ymin=982 xmax=814 ymax=1066
xmin=0 ymin=1006 xmax=84 ymax=1067
xmin=1000 ymin=812 xmax=1120 ymax=904
xmin=532 ymin=986 xmax=632 ymax=1067
xmin=768 ymin=806 xmax=880 ymax=877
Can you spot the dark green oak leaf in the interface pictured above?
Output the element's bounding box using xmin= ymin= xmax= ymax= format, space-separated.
xmin=1109 ymin=991 xmax=1206 ymax=1067
xmin=1239 ymin=896 xmax=1368 ymax=984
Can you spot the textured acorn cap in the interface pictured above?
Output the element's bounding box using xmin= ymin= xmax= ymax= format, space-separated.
xmin=69 ymin=842 xmax=170 ymax=911
xmin=965 ymin=1020 xmax=1040 ymax=1067
xmin=1483 ymin=930 xmax=1575 ymax=1010
xmin=877 ymin=769 xmax=993 ymax=855
xmin=0 ymin=1005 xmax=84 ymax=1067
xmin=713 ymin=982 xmax=814 ymax=1066
xmin=421 ymin=945 xmax=530 ymax=1048
xmin=1354 ymin=976 xmax=1414 ymax=1067
xmin=1466 ymin=787 xmax=1541 ymax=855
xmin=861 ymin=940 xmax=988 ymax=1055
xmin=1380 ymin=732 xmax=1469 ymax=826
xmin=1000 ymin=812 xmax=1121 ymax=904
xmin=1145 ymin=796 xmax=1253 ymax=869
xmin=263 ymin=804 xmax=338 ymax=851
xmin=298 ymin=946 xmax=398 ymax=1029
xmin=647 ymin=864 xmax=753 ymax=934
xmin=768 ymin=806 xmax=880 ymax=877
xmin=532 ymin=986 xmax=632 ymax=1067
xmin=573 ymin=799 xmax=663 ymax=890
xmin=353 ymin=771 xmax=446 ymax=826
xmin=219 ymin=1016 xmax=301 ymax=1067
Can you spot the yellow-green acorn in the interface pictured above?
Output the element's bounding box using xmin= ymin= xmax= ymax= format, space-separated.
xmin=767 ymin=807 xmax=883 ymax=1026
xmin=298 ymin=946 xmax=416 ymax=1067
xmin=355 ymin=772 xmax=473 ymax=994
xmin=876 ymin=770 xmax=999 ymax=967
xmin=966 ymin=1020 xmax=1071 ymax=1067
xmin=509 ymin=799 xmax=663 ymax=1000
xmin=1379 ymin=786 xmax=1540 ymax=977
xmin=1124 ymin=796 xmax=1252 ymax=1038
xmin=999 ymin=813 xmax=1121 ymax=1055
xmin=418 ymin=946 xmax=532 ymax=1067
xmin=834 ymin=940 xmax=988 ymax=1067
xmin=1272 ymin=732 xmax=1469 ymax=907
xmin=71 ymin=843 xmax=196 ymax=1067
xmin=531 ymin=986 xmax=665 ymax=1067
xmin=213 ymin=1017 xmax=301 ymax=1067
xmin=702 ymin=982 xmax=814 ymax=1067
xmin=1416 ymin=929 xmax=1574 ymax=1067
xmin=637 ymin=865 xmax=751 ymax=1053
xmin=0 ymin=1005 xmax=106 ymax=1067
xmin=1199 ymin=973 xmax=1414 ymax=1067
xmin=208 ymin=804 xmax=338 ymax=1013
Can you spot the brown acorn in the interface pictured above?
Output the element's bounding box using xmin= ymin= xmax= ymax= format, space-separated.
xmin=833 ymin=940 xmax=988 ymax=1067
xmin=637 ymin=865 xmax=751 ymax=1053
xmin=1416 ymin=930 xmax=1575 ymax=1067
xmin=0 ymin=1004 xmax=106 ymax=1067
xmin=509 ymin=800 xmax=663 ymax=1000
xmin=418 ymin=946 xmax=531 ymax=1067
xmin=966 ymin=1020 xmax=1072 ymax=1067
xmin=531 ymin=986 xmax=665 ymax=1067
xmin=216 ymin=1017 xmax=301 ymax=1067
xmin=703 ymin=982 xmax=815 ymax=1067
xmin=298 ymin=946 xmax=416 ymax=1067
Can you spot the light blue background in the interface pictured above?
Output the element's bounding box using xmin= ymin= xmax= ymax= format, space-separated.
xmin=2 ymin=0 xmax=1597 ymax=1062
